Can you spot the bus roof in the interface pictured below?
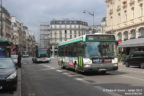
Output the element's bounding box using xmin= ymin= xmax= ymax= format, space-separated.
xmin=58 ymin=34 xmax=116 ymax=46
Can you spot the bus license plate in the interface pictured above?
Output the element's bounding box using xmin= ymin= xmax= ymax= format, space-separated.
xmin=99 ymin=69 xmax=106 ymax=71
xmin=93 ymin=59 xmax=102 ymax=64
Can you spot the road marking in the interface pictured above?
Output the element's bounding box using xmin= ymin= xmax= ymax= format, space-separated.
xmin=75 ymin=78 xmax=84 ymax=81
xmin=94 ymin=86 xmax=122 ymax=96
xmin=50 ymin=67 xmax=55 ymax=69
xmin=38 ymin=69 xmax=51 ymax=71
xmin=56 ymin=70 xmax=63 ymax=72
xmin=66 ymin=74 xmax=74 ymax=77
xmin=63 ymin=73 xmax=69 ymax=75
xmin=62 ymin=73 xmax=74 ymax=77
xmin=40 ymin=64 xmax=56 ymax=70
xmin=75 ymin=78 xmax=89 ymax=84
xmin=120 ymin=75 xmax=144 ymax=81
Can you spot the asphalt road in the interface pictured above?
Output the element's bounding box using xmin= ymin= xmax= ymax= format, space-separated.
xmin=21 ymin=57 xmax=144 ymax=96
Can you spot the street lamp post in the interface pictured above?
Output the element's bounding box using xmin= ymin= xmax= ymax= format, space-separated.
xmin=83 ymin=10 xmax=95 ymax=34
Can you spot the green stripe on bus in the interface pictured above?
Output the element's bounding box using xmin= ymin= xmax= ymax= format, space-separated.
xmin=80 ymin=57 xmax=82 ymax=66
xmin=79 ymin=57 xmax=80 ymax=66
xmin=79 ymin=56 xmax=83 ymax=67
xmin=59 ymin=38 xmax=83 ymax=46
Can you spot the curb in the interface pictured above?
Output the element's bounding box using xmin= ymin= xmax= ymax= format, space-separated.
xmin=17 ymin=68 xmax=21 ymax=96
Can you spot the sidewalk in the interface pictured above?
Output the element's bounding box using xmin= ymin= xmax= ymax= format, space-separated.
xmin=118 ymin=62 xmax=123 ymax=65
xmin=14 ymin=68 xmax=21 ymax=96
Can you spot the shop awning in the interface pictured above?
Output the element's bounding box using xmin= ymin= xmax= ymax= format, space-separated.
xmin=118 ymin=38 xmax=144 ymax=48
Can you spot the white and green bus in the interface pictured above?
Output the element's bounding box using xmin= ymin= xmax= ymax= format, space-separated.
xmin=58 ymin=34 xmax=118 ymax=73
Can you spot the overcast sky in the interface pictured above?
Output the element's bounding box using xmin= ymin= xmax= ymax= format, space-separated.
xmin=4 ymin=0 xmax=106 ymax=42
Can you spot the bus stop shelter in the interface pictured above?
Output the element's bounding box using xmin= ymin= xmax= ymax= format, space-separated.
xmin=118 ymin=38 xmax=144 ymax=48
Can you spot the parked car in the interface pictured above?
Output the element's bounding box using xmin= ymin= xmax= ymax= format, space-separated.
xmin=124 ymin=51 xmax=144 ymax=69
xmin=11 ymin=55 xmax=18 ymax=64
xmin=0 ymin=58 xmax=17 ymax=91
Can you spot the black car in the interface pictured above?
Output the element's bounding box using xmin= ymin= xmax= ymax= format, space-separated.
xmin=0 ymin=58 xmax=17 ymax=91
xmin=124 ymin=51 xmax=144 ymax=69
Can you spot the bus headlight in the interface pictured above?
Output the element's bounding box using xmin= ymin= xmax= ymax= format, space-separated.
xmin=112 ymin=58 xmax=118 ymax=64
xmin=83 ymin=58 xmax=92 ymax=64
xmin=84 ymin=64 xmax=91 ymax=68
xmin=114 ymin=64 xmax=118 ymax=66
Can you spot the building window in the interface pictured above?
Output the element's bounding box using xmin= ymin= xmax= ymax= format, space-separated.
xmin=140 ymin=4 xmax=143 ymax=16
xmin=124 ymin=31 xmax=128 ymax=41
xmin=74 ymin=31 xmax=76 ymax=37
xmin=79 ymin=31 xmax=80 ymax=36
xmin=124 ymin=11 xmax=127 ymax=21
xmin=130 ymin=29 xmax=136 ymax=39
xmin=59 ymin=30 xmax=62 ymax=41
xmin=139 ymin=28 xmax=144 ymax=38
xmin=132 ymin=7 xmax=134 ymax=19
xmin=118 ymin=13 xmax=121 ymax=23
xmin=110 ymin=16 xmax=113 ymax=26
xmin=118 ymin=0 xmax=121 ymax=6
xmin=65 ymin=30 xmax=67 ymax=40
xmin=55 ymin=31 xmax=57 ymax=37
xmin=118 ymin=32 xmax=122 ymax=40
xmin=70 ymin=30 xmax=72 ymax=39
xmin=110 ymin=1 xmax=113 ymax=10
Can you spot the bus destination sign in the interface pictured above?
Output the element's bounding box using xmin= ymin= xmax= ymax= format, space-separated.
xmin=86 ymin=35 xmax=115 ymax=41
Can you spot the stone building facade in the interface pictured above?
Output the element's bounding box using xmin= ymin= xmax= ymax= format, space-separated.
xmin=0 ymin=6 xmax=12 ymax=41
xmin=105 ymin=0 xmax=144 ymax=41
xmin=50 ymin=19 xmax=88 ymax=56
xmin=39 ymin=23 xmax=50 ymax=48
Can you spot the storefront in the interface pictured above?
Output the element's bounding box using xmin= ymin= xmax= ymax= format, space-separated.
xmin=118 ymin=38 xmax=144 ymax=55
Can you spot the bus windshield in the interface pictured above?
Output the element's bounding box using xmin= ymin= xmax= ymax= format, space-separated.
xmin=38 ymin=50 xmax=50 ymax=58
xmin=23 ymin=51 xmax=29 ymax=55
xmin=86 ymin=42 xmax=117 ymax=58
